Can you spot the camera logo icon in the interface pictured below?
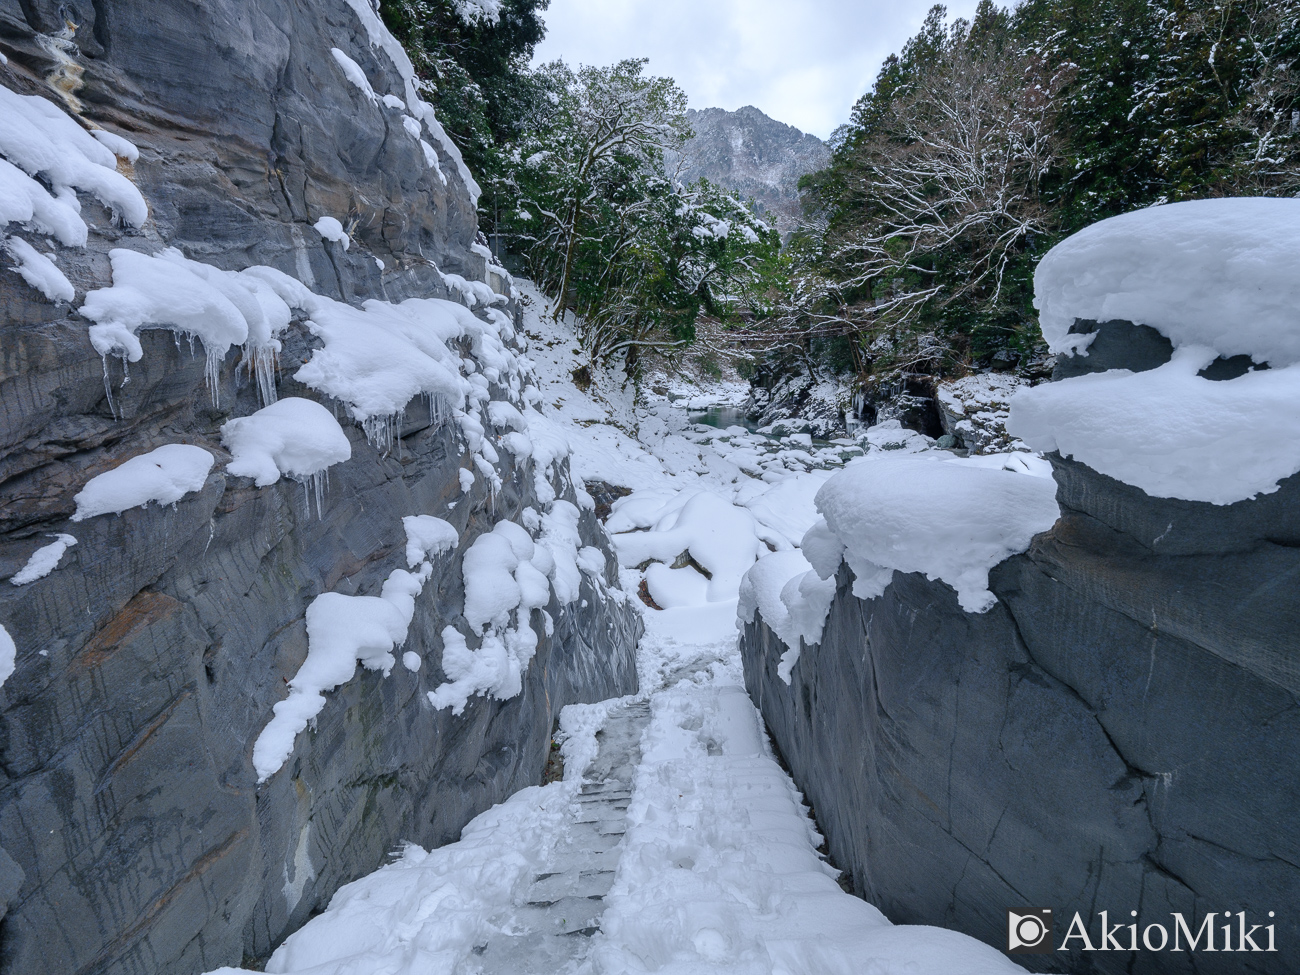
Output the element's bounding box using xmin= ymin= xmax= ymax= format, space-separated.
xmin=1007 ymin=909 xmax=1053 ymax=954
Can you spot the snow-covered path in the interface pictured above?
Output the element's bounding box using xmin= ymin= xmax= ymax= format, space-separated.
xmin=222 ymin=597 xmax=1021 ymax=975
xmin=210 ymin=286 xmax=1031 ymax=975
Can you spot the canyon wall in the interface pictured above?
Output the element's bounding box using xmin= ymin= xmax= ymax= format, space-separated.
xmin=742 ymin=334 xmax=1300 ymax=973
xmin=0 ymin=3 xmax=640 ymax=973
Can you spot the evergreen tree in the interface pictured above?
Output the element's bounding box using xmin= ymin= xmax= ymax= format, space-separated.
xmin=378 ymin=0 xmax=550 ymax=223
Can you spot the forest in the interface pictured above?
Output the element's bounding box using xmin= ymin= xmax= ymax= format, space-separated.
xmin=384 ymin=0 xmax=1298 ymax=390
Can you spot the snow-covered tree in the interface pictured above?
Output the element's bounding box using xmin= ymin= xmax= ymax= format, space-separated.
xmin=499 ymin=60 xmax=778 ymax=369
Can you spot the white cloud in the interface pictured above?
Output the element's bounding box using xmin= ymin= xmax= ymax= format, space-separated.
xmin=532 ymin=0 xmax=982 ymax=139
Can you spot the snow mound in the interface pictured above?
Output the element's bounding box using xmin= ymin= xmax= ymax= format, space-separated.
xmin=737 ymin=549 xmax=836 ymax=680
xmin=0 ymin=85 xmax=148 ymax=232
xmin=90 ymin=128 xmax=140 ymax=163
xmin=222 ymin=397 xmax=351 ymax=487
xmin=428 ymin=517 xmax=562 ymax=715
xmin=10 ymin=534 xmax=77 ymax=586
xmin=1035 ymin=198 xmax=1300 ymax=365
xmin=80 ymin=248 xmax=292 ymax=399
xmin=313 ymin=216 xmax=351 ymax=250
xmin=71 ymin=444 xmax=215 ymax=521
xmin=252 ymin=564 xmax=432 ymax=782
xmin=1010 ymin=346 xmax=1300 ymax=504
xmin=293 ymin=296 xmax=468 ymax=436
xmin=402 ymin=515 xmax=458 ymax=568
xmin=329 ymin=48 xmax=377 ymax=103
xmin=0 ymin=158 xmax=86 ymax=247
xmin=610 ymin=490 xmax=767 ymax=603
xmin=815 ymin=455 xmax=1060 ymax=613
xmin=4 ymin=236 xmax=73 ymax=302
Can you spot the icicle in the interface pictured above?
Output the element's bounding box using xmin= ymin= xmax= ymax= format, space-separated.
xmin=100 ymin=355 xmax=117 ymax=419
xmin=311 ymin=468 xmax=328 ymax=519
xmin=295 ymin=469 xmax=329 ymax=520
xmin=204 ymin=346 xmax=222 ymax=407
xmin=245 ymin=343 xmax=279 ymax=407
xmin=360 ymin=411 xmax=408 ymax=455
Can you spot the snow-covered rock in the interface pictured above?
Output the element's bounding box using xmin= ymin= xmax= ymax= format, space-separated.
xmin=1034 ymin=197 xmax=1300 ymax=366
xmin=815 ymin=455 xmax=1060 ymax=613
xmin=1013 ymin=196 xmax=1300 ymax=504
xmin=936 ymin=373 xmax=1033 ymax=453
xmin=71 ymin=444 xmax=216 ymax=521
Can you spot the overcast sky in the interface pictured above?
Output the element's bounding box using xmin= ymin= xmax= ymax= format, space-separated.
xmin=532 ymin=0 xmax=982 ymax=140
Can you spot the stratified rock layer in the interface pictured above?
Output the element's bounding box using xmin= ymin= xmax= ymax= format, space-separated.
xmin=0 ymin=3 xmax=640 ymax=973
xmin=741 ymin=457 xmax=1300 ymax=974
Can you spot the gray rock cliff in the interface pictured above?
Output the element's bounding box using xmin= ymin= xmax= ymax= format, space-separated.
xmin=741 ymin=325 xmax=1300 ymax=973
xmin=0 ymin=3 xmax=640 ymax=973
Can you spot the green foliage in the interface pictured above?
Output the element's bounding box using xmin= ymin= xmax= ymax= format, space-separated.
xmin=793 ymin=0 xmax=1300 ymax=384
xmin=377 ymin=0 xmax=549 ymax=214
xmin=495 ymin=60 xmax=781 ymax=370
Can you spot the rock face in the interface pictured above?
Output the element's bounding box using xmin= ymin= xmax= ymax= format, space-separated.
xmin=741 ymin=352 xmax=1300 ymax=971
xmin=0 ymin=3 xmax=640 ymax=974
xmin=670 ymin=106 xmax=828 ymax=234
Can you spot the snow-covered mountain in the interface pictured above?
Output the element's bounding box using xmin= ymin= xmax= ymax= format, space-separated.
xmin=670 ymin=106 xmax=829 ymax=232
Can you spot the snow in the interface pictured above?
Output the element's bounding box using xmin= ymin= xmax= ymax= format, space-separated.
xmin=815 ymin=455 xmax=1060 ymax=613
xmin=339 ymin=0 xmax=482 ymax=204
xmin=10 ymin=534 xmax=77 ymax=586
xmin=79 ymin=248 xmax=289 ymax=396
xmin=292 ymin=296 xmax=474 ymax=443
xmin=1011 ymin=197 xmax=1300 ymax=505
xmin=313 ymin=216 xmax=351 ymax=250
xmin=454 ymin=0 xmax=502 ymax=23
xmin=90 ymin=128 xmax=140 ymax=163
xmin=0 ymin=84 xmax=148 ymax=230
xmin=538 ymin=500 xmax=583 ymax=604
xmin=737 ymin=549 xmax=836 ymax=680
xmin=427 ymin=517 xmax=557 ymax=714
xmin=1034 ymin=198 xmax=1300 ymax=366
xmin=0 ymin=157 xmax=87 ymax=247
xmin=4 ymin=235 xmax=73 ymax=302
xmin=0 ymin=624 xmax=13 ymax=689
xmin=936 ymin=372 xmax=1033 ymax=453
xmin=330 ymin=47 xmax=377 ymax=103
xmin=402 ymin=515 xmax=458 ymax=568
xmin=221 ymin=397 xmax=351 ymax=487
xmin=71 ymin=444 xmax=215 ymax=522
xmin=461 ymin=522 xmax=532 ymax=633
xmin=610 ymin=490 xmax=767 ymax=604
xmin=1009 ymin=347 xmax=1300 ymax=504
xmin=252 ymin=563 xmax=433 ymax=782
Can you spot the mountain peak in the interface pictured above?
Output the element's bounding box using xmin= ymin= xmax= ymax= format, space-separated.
xmin=674 ymin=106 xmax=829 ymax=232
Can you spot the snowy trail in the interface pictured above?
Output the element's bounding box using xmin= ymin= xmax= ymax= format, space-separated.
xmin=469 ymin=700 xmax=650 ymax=972
xmin=219 ymin=603 xmax=1021 ymax=975
xmin=210 ymin=286 xmax=1032 ymax=975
